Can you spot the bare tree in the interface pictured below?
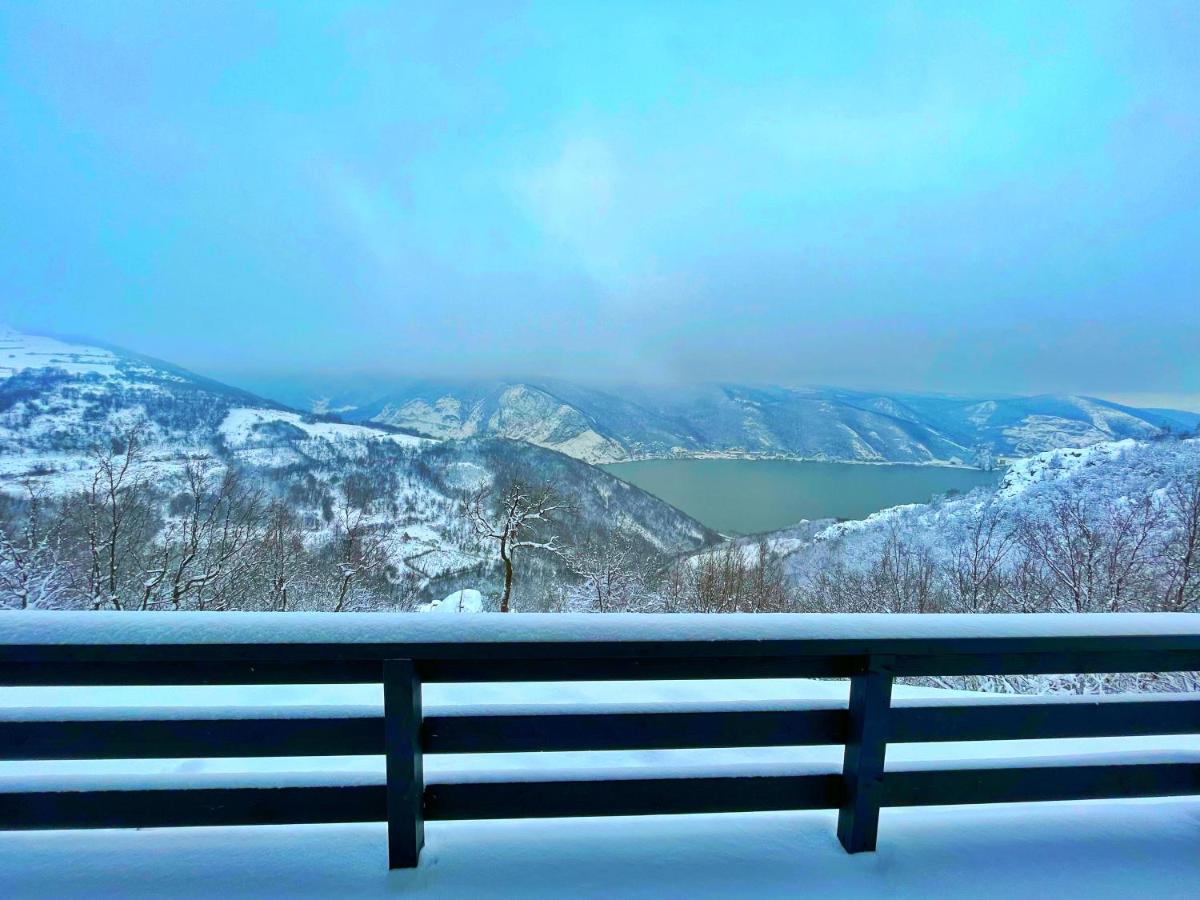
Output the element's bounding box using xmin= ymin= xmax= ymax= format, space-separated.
xmin=1098 ymin=495 xmax=1160 ymax=612
xmin=674 ymin=540 xmax=792 ymax=613
xmin=329 ymin=493 xmax=393 ymax=612
xmin=259 ymin=500 xmax=308 ymax=611
xmin=565 ymin=535 xmax=650 ymax=612
xmin=746 ymin=540 xmax=791 ymax=612
xmin=66 ymin=427 xmax=158 ymax=609
xmin=951 ymin=502 xmax=1016 ymax=613
xmin=139 ymin=458 xmax=267 ymax=610
xmin=1162 ymin=467 xmax=1200 ymax=611
xmin=1018 ymin=493 xmax=1101 ymax=613
xmin=465 ymin=480 xmax=571 ymax=612
xmin=0 ymin=481 xmax=74 ymax=609
xmin=858 ymin=527 xmax=941 ymax=614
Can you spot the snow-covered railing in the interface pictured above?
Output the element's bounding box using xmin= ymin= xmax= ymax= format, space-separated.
xmin=1 ymin=611 xmax=1199 ymax=868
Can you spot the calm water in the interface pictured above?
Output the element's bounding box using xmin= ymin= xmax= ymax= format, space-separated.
xmin=603 ymin=458 xmax=1002 ymax=535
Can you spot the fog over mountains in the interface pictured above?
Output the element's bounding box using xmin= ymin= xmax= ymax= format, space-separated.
xmin=241 ymin=374 xmax=1200 ymax=466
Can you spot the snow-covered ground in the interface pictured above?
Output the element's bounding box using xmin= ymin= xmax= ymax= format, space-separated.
xmin=791 ymin=436 xmax=1200 ymax=569
xmin=218 ymin=407 xmax=430 ymax=450
xmin=2 ymin=798 xmax=1197 ymax=899
xmin=1 ymin=665 xmax=1197 ymax=898
xmin=0 ymin=328 xmax=120 ymax=379
xmin=418 ymin=588 xmax=484 ymax=613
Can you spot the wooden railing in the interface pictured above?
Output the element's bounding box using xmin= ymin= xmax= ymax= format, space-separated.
xmin=1 ymin=612 xmax=1198 ymax=868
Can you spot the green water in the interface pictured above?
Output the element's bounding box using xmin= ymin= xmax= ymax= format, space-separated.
xmin=603 ymin=458 xmax=1001 ymax=535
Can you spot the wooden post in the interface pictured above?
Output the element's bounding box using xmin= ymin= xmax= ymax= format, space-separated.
xmin=384 ymin=659 xmax=424 ymax=868
xmin=837 ymin=655 xmax=894 ymax=853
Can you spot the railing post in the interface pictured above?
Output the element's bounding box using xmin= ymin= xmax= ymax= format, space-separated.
xmin=384 ymin=658 xmax=423 ymax=868
xmin=837 ymin=654 xmax=894 ymax=853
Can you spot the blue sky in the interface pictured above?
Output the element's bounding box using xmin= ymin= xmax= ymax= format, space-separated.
xmin=1 ymin=1 xmax=1197 ymax=407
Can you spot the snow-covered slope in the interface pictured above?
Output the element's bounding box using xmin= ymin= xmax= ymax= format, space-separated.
xmin=0 ymin=326 xmax=285 ymax=468
xmin=372 ymin=384 xmax=627 ymax=464
xmin=0 ymin=329 xmax=121 ymax=378
xmin=0 ymin=328 xmax=716 ymax=605
xmin=806 ymin=438 xmax=1194 ymax=548
xmin=239 ymin=372 xmax=1197 ymax=465
xmin=778 ymin=436 xmax=1200 ymax=627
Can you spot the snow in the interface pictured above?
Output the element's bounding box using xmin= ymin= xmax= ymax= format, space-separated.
xmin=997 ymin=439 xmax=1139 ymax=498
xmin=0 ymin=800 xmax=1196 ymax=898
xmin=0 ymin=328 xmax=119 ymax=379
xmin=0 ymin=703 xmax=381 ymax=722
xmin=5 ymin=609 xmax=1198 ymax=646
xmin=419 ymin=588 xmax=484 ymax=614
xmin=375 ymin=385 xmax=630 ymax=463
xmin=788 ymin=436 xmax=1200 ymax=608
xmin=0 ymin=769 xmax=386 ymax=794
xmin=377 ymin=396 xmax=470 ymax=439
xmin=218 ymin=408 xmax=429 ymax=449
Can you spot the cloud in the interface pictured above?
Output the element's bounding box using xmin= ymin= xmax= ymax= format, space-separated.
xmin=309 ymin=158 xmax=413 ymax=276
xmin=512 ymin=137 xmax=627 ymax=281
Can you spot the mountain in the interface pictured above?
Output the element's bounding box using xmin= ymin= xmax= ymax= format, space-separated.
xmin=0 ymin=328 xmax=716 ymax=607
xmin=236 ymin=372 xmax=1198 ymax=465
xmin=771 ymin=435 xmax=1200 ymax=621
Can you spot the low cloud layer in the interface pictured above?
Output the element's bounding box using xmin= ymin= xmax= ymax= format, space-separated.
xmin=2 ymin=3 xmax=1196 ymax=405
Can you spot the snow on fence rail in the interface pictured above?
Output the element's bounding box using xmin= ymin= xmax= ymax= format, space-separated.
xmin=1 ymin=611 xmax=1199 ymax=868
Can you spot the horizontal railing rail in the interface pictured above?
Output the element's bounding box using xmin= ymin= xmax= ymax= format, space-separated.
xmin=1 ymin=612 xmax=1198 ymax=867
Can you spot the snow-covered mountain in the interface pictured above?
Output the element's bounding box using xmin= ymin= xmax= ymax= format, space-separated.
xmin=773 ymin=435 xmax=1200 ymax=625
xmin=0 ymin=328 xmax=715 ymax=606
xmin=239 ymin=373 xmax=1199 ymax=465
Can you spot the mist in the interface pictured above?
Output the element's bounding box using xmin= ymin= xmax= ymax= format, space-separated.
xmin=3 ymin=2 xmax=1197 ymax=405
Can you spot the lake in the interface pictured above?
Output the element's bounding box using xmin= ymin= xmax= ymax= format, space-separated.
xmin=603 ymin=458 xmax=1002 ymax=534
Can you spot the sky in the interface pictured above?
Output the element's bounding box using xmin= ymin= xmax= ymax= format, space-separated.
xmin=1 ymin=1 xmax=1197 ymax=408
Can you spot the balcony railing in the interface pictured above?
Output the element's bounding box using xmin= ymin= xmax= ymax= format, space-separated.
xmin=1 ymin=611 xmax=1198 ymax=868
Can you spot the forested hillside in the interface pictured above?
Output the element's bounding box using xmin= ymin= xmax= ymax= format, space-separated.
xmin=0 ymin=328 xmax=715 ymax=612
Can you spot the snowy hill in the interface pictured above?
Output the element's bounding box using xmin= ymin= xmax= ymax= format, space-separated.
xmin=239 ymin=372 xmax=1196 ymax=465
xmin=776 ymin=436 xmax=1200 ymax=643
xmin=0 ymin=328 xmax=715 ymax=608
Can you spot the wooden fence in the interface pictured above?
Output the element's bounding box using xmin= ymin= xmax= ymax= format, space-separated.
xmin=1 ymin=614 xmax=1198 ymax=868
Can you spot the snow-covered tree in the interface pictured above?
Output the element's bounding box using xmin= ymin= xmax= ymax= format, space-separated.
xmin=465 ymin=480 xmax=571 ymax=612
xmin=564 ymin=535 xmax=651 ymax=612
xmin=328 ymin=491 xmax=393 ymax=612
xmin=139 ymin=457 xmax=267 ymax=610
xmin=1161 ymin=466 xmax=1200 ymax=611
xmin=64 ymin=427 xmax=159 ymax=609
xmin=0 ymin=481 xmax=73 ymax=609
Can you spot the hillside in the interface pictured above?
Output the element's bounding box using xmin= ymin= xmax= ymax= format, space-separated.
xmin=0 ymin=328 xmax=715 ymax=609
xmin=773 ymin=436 xmax=1200 ymax=648
xmin=239 ymin=373 xmax=1197 ymax=465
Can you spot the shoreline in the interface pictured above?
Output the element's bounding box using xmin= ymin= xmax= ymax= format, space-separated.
xmin=601 ymin=452 xmax=1005 ymax=472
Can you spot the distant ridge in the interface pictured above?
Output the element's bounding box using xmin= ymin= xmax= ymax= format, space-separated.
xmin=235 ymin=372 xmax=1197 ymax=465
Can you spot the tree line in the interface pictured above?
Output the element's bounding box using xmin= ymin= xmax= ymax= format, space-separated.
xmin=0 ymin=429 xmax=416 ymax=612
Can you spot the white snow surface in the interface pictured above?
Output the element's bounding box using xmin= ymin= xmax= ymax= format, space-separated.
xmin=996 ymin=438 xmax=1140 ymax=498
xmin=0 ymin=800 xmax=1197 ymax=898
xmin=419 ymin=588 xmax=485 ymax=613
xmin=3 ymin=610 xmax=1199 ymax=645
xmin=219 ymin=407 xmax=429 ymax=449
xmin=0 ymin=328 xmax=120 ymax=378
